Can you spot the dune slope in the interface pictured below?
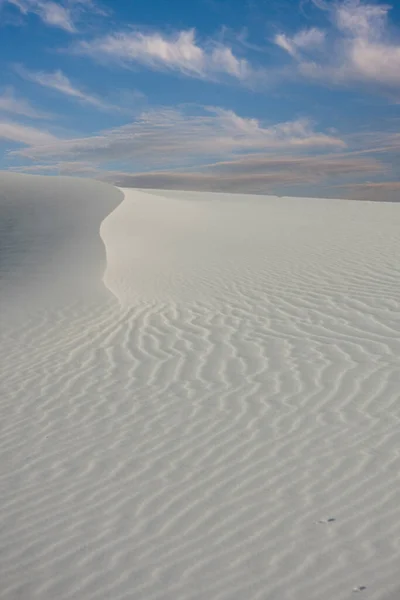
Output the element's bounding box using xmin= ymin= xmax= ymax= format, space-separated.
xmin=0 ymin=172 xmax=123 ymax=313
xmin=1 ymin=177 xmax=400 ymax=600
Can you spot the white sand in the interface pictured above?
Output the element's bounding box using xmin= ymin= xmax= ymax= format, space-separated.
xmin=1 ymin=174 xmax=400 ymax=600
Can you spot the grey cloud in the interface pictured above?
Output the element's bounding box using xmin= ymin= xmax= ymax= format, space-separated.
xmin=103 ymin=170 xmax=313 ymax=193
xmin=7 ymin=152 xmax=391 ymax=199
xmin=206 ymin=154 xmax=384 ymax=176
xmin=341 ymin=180 xmax=400 ymax=202
xmin=8 ymin=160 xmax=99 ymax=175
xmin=95 ymin=152 xmax=386 ymax=194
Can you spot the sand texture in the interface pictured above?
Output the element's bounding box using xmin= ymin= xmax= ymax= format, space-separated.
xmin=1 ymin=174 xmax=400 ymax=600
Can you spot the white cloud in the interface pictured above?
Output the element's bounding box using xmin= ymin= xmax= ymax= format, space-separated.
xmin=274 ymin=34 xmax=296 ymax=57
xmin=2 ymin=0 xmax=75 ymax=31
xmin=35 ymin=1 xmax=75 ymax=30
xmin=0 ymin=0 xmax=105 ymax=32
xmin=275 ymin=0 xmax=400 ymax=94
xmin=16 ymin=66 xmax=115 ymax=110
xmin=0 ymin=120 xmax=56 ymax=145
xmin=274 ymin=27 xmax=325 ymax=58
xmin=10 ymin=106 xmax=345 ymax=166
xmin=0 ymin=86 xmax=50 ymax=118
xmin=74 ymin=28 xmax=255 ymax=82
xmin=334 ymin=0 xmax=400 ymax=88
xmin=335 ymin=0 xmax=387 ymax=38
xmin=347 ymin=38 xmax=400 ymax=87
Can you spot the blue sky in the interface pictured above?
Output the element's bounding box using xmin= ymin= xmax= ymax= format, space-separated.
xmin=0 ymin=0 xmax=399 ymax=199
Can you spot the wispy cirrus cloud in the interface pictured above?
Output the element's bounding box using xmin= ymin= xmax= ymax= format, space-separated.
xmin=0 ymin=86 xmax=50 ymax=118
xmin=72 ymin=28 xmax=257 ymax=83
xmin=275 ymin=0 xmax=400 ymax=96
xmin=9 ymin=106 xmax=345 ymax=167
xmin=16 ymin=66 xmax=116 ymax=111
xmin=4 ymin=103 xmax=388 ymax=196
xmin=0 ymin=0 xmax=105 ymax=32
xmin=6 ymin=104 xmax=383 ymax=195
xmin=0 ymin=120 xmax=56 ymax=145
xmin=1 ymin=0 xmax=76 ymax=31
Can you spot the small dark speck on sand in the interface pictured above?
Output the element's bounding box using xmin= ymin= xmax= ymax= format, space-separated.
xmin=315 ymin=517 xmax=336 ymax=523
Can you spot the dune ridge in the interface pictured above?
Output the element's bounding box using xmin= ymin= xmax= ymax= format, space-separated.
xmin=1 ymin=177 xmax=400 ymax=600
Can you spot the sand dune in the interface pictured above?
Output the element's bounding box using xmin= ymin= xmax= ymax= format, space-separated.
xmin=1 ymin=175 xmax=400 ymax=600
